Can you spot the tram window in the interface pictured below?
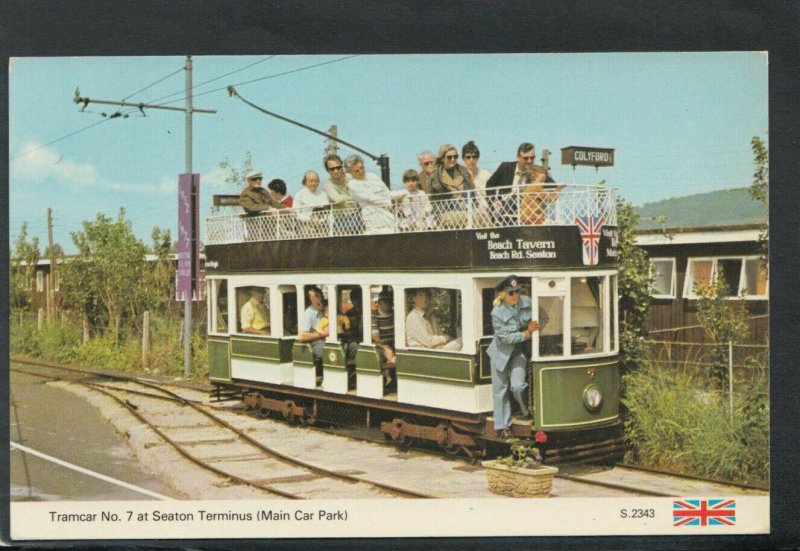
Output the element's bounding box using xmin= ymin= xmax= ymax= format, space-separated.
xmin=281 ymin=289 xmax=298 ymax=336
xmin=405 ymin=288 xmax=462 ymax=351
xmin=213 ymin=280 xmax=228 ymax=333
xmin=538 ymin=296 xmax=564 ymax=357
xmin=236 ymin=286 xmax=270 ymax=336
xmin=482 ymin=288 xmax=496 ymax=335
xmin=571 ymin=277 xmax=604 ymax=354
xmin=336 ymin=285 xmax=364 ymax=343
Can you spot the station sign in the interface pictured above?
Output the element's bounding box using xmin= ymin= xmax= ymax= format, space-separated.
xmin=561 ymin=146 xmax=615 ymax=167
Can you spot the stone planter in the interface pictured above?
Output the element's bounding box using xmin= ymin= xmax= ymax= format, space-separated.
xmin=482 ymin=460 xmax=558 ymax=498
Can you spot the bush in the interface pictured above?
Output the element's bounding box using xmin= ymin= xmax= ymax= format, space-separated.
xmin=10 ymin=314 xmax=40 ymax=356
xmin=623 ymin=359 xmax=768 ymax=485
xmin=38 ymin=319 xmax=82 ymax=363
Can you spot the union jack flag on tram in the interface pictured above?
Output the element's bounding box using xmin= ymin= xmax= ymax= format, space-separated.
xmin=673 ymin=499 xmax=736 ymax=526
xmin=575 ymin=215 xmax=604 ymax=266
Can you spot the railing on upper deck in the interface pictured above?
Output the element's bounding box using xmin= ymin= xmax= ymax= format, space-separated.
xmin=205 ymin=184 xmax=616 ymax=245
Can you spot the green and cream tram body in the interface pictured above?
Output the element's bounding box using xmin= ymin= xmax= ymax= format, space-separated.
xmin=204 ymin=184 xmax=622 ymax=461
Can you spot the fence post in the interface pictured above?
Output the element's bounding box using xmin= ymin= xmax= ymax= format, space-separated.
xmin=142 ymin=311 xmax=150 ymax=367
xmin=728 ymin=341 xmax=734 ymax=425
xmin=83 ymin=316 xmax=90 ymax=344
xmin=37 ymin=308 xmax=44 ymax=330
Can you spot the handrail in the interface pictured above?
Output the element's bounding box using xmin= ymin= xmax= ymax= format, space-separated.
xmin=205 ymin=184 xmax=616 ymax=245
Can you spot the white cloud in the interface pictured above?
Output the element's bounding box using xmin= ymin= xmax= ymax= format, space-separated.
xmin=11 ymin=141 xmax=164 ymax=193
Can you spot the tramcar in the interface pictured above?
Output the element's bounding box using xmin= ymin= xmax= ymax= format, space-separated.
xmin=204 ymin=183 xmax=622 ymax=461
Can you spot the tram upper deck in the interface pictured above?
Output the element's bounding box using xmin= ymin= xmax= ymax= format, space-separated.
xmin=204 ymin=184 xmax=618 ymax=273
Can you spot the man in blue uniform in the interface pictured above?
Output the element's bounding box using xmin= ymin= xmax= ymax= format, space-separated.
xmin=487 ymin=275 xmax=540 ymax=438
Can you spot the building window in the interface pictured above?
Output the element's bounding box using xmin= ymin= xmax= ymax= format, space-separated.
xmin=650 ymin=258 xmax=676 ymax=298
xmin=405 ymin=287 xmax=462 ymax=351
xmin=36 ymin=270 xmax=44 ymax=292
xmin=743 ymin=257 xmax=768 ymax=297
xmin=683 ymin=256 xmax=768 ymax=299
xmin=236 ymin=286 xmax=270 ymax=336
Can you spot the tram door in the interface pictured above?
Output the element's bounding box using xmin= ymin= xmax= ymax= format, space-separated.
xmin=477 ymin=277 xmax=532 ymax=373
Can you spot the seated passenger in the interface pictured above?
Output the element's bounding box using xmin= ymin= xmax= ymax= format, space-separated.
xmin=391 ymin=169 xmax=434 ymax=231
xmin=294 ymin=170 xmax=330 ymax=220
xmin=239 ymin=171 xmax=286 ymax=214
xmin=267 ymin=178 xmax=293 ymax=208
xmin=298 ymin=287 xmax=328 ymax=366
xmin=405 ymin=289 xmax=462 ymax=351
xmin=344 ymin=154 xmax=395 ymax=234
xmin=417 ymin=150 xmax=437 ymax=194
xmin=240 ymin=287 xmax=269 ymax=335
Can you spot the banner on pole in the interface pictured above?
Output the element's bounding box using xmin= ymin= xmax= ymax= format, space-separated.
xmin=177 ymin=173 xmax=200 ymax=301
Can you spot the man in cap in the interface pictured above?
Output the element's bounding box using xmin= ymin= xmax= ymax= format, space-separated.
xmin=486 ymin=275 xmax=540 ymax=438
xmin=239 ymin=170 xmax=286 ymax=214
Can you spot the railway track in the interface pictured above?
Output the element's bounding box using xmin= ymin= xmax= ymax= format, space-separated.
xmin=11 ymin=358 xmax=434 ymax=499
xmin=12 ymin=356 xmax=769 ymax=500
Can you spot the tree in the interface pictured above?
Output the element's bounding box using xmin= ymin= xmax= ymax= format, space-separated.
xmin=133 ymin=227 xmax=176 ymax=318
xmin=213 ymin=151 xmax=252 ymax=213
xmin=10 ymin=223 xmax=41 ymax=310
xmin=616 ymin=200 xmax=654 ymax=374
xmin=749 ymin=136 xmax=768 ymax=264
xmin=60 ymin=209 xmax=149 ymax=342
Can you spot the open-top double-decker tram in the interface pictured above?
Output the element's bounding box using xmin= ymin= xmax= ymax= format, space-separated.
xmin=204 ymin=183 xmax=622 ymax=462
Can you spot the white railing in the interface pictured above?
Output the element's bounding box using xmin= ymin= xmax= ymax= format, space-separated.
xmin=205 ymin=184 xmax=617 ymax=245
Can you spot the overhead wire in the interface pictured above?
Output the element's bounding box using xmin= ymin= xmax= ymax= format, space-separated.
xmin=122 ymin=66 xmax=184 ymax=102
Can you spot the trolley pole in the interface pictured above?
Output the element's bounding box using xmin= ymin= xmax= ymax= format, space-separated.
xmin=74 ymin=55 xmax=216 ymax=379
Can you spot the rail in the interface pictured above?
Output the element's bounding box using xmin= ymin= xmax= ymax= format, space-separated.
xmin=205 ymin=184 xmax=617 ymax=245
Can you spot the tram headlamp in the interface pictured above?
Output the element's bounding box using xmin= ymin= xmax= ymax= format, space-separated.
xmin=582 ymin=385 xmax=603 ymax=411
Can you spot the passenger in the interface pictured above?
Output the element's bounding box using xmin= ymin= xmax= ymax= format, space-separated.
xmin=461 ymin=140 xmax=492 ymax=227
xmin=405 ymin=289 xmax=462 ymax=351
xmin=391 ymin=169 xmax=434 ymax=231
xmin=293 ymin=170 xmax=330 ymax=236
xmin=518 ymin=164 xmax=565 ymax=225
xmin=338 ymin=289 xmax=362 ymax=366
xmin=238 ymin=171 xmax=286 ymax=214
xmin=298 ymin=287 xmax=328 ymax=367
xmin=267 ymin=178 xmax=293 ymax=207
xmin=371 ymin=287 xmax=396 ymax=388
xmin=485 ymin=142 xmax=554 ymax=193
xmin=426 ymin=144 xmax=474 ymax=229
xmin=240 ymin=287 xmax=269 ymax=335
xmin=462 ymin=140 xmax=492 ymax=192
xmin=344 ymin=154 xmax=395 ymax=234
xmin=322 ymin=154 xmax=362 ymax=235
xmin=487 ymin=275 xmax=540 ymax=439
xmin=417 ymin=150 xmax=437 ymax=194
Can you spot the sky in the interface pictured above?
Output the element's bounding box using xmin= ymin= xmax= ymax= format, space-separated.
xmin=8 ymin=52 xmax=768 ymax=254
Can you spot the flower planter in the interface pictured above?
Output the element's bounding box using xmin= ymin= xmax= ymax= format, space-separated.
xmin=482 ymin=460 xmax=558 ymax=498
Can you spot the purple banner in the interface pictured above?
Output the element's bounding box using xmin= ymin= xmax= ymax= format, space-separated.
xmin=177 ymin=173 xmax=200 ymax=301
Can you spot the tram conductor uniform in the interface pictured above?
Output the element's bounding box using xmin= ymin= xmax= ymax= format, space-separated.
xmin=487 ymin=276 xmax=540 ymax=436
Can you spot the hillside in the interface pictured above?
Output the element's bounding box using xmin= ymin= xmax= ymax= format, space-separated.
xmin=634 ymin=188 xmax=767 ymax=229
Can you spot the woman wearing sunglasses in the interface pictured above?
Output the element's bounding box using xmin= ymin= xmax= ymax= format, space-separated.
xmin=426 ymin=143 xmax=475 ymax=228
xmin=486 ymin=275 xmax=540 ymax=439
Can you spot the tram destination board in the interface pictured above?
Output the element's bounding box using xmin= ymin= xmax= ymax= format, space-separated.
xmin=561 ymin=146 xmax=615 ymax=167
xmin=205 ymin=225 xmax=619 ymax=273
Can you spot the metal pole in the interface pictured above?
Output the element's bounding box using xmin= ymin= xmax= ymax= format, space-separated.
xmin=728 ymin=341 xmax=734 ymax=425
xmin=184 ymin=55 xmax=193 ymax=379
